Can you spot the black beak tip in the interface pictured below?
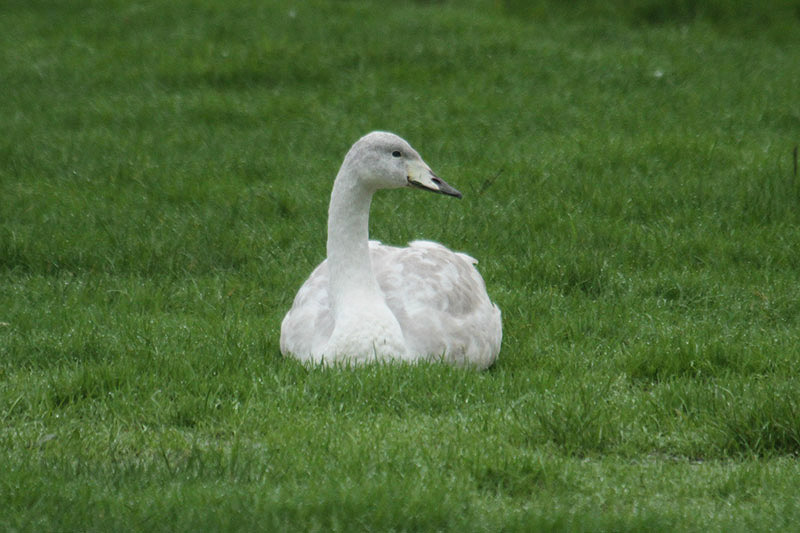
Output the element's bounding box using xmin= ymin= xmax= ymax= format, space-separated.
xmin=408 ymin=176 xmax=462 ymax=199
xmin=430 ymin=176 xmax=462 ymax=199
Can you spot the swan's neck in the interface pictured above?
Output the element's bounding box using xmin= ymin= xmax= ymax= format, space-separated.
xmin=326 ymin=173 xmax=381 ymax=315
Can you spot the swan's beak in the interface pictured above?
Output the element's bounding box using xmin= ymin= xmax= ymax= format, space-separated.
xmin=406 ymin=162 xmax=462 ymax=199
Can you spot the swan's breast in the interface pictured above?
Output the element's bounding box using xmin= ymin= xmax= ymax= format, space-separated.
xmin=279 ymin=261 xmax=334 ymax=361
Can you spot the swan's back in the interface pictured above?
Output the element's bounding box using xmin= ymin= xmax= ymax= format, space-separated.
xmin=373 ymin=240 xmax=501 ymax=367
xmin=280 ymin=240 xmax=502 ymax=368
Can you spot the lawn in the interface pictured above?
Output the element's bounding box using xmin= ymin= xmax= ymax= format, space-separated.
xmin=2 ymin=0 xmax=800 ymax=530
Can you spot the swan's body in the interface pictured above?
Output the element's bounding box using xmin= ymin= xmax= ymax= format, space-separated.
xmin=280 ymin=132 xmax=501 ymax=368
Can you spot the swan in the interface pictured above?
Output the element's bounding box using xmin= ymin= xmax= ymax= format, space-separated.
xmin=280 ymin=131 xmax=502 ymax=368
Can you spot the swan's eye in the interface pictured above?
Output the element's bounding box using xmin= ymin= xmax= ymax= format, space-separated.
xmin=392 ymin=151 xmax=402 ymax=158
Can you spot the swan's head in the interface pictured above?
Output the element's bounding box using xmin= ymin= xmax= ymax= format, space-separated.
xmin=341 ymin=131 xmax=462 ymax=198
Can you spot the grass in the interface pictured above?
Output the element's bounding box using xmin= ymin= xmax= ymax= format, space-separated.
xmin=2 ymin=0 xmax=800 ymax=530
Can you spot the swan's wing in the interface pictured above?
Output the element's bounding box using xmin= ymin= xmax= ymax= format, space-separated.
xmin=372 ymin=240 xmax=502 ymax=368
xmin=280 ymin=261 xmax=334 ymax=362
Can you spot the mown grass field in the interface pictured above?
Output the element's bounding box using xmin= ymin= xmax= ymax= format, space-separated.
xmin=2 ymin=0 xmax=800 ymax=530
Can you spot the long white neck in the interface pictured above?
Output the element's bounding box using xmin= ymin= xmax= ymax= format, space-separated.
xmin=326 ymin=167 xmax=382 ymax=317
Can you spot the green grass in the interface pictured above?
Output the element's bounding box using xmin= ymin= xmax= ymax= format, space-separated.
xmin=3 ymin=0 xmax=800 ymax=530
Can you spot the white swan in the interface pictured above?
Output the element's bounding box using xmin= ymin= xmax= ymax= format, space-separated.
xmin=280 ymin=131 xmax=502 ymax=368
